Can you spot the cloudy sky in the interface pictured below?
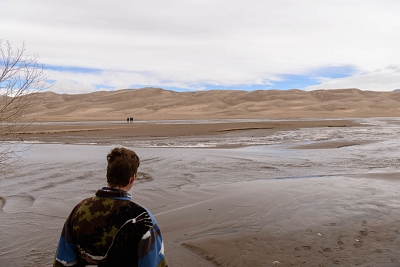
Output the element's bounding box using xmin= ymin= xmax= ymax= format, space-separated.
xmin=1 ymin=0 xmax=399 ymax=93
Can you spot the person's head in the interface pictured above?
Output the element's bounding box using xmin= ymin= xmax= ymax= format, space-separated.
xmin=106 ymin=147 xmax=140 ymax=188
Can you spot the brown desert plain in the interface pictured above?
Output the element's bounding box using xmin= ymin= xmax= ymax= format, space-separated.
xmin=26 ymin=87 xmax=400 ymax=122
xmin=2 ymin=88 xmax=400 ymax=267
xmin=13 ymin=87 xmax=400 ymax=142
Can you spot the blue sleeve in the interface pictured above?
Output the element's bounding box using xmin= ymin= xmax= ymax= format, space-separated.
xmin=138 ymin=210 xmax=168 ymax=267
xmin=54 ymin=222 xmax=78 ymax=266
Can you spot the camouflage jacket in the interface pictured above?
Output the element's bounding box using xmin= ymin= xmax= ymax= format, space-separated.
xmin=54 ymin=187 xmax=167 ymax=267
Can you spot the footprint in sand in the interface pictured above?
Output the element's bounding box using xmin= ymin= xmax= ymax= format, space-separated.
xmin=337 ymin=240 xmax=345 ymax=250
xmin=2 ymin=194 xmax=35 ymax=213
xmin=136 ymin=172 xmax=153 ymax=182
xmin=352 ymin=226 xmax=368 ymax=248
xmin=0 ymin=196 xmax=5 ymax=210
xmin=294 ymin=246 xmax=312 ymax=251
xmin=359 ymin=230 xmax=368 ymax=236
xmin=353 ymin=240 xmax=363 ymax=248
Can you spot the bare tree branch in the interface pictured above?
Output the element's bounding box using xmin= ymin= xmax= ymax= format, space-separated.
xmin=0 ymin=40 xmax=47 ymax=167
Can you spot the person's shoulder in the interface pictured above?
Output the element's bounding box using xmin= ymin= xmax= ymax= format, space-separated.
xmin=124 ymin=200 xmax=147 ymax=212
xmin=123 ymin=201 xmax=155 ymax=218
xmin=68 ymin=195 xmax=107 ymax=217
xmin=74 ymin=196 xmax=98 ymax=207
xmin=129 ymin=202 xmax=158 ymax=224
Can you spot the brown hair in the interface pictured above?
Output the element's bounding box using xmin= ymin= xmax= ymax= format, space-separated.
xmin=106 ymin=147 xmax=140 ymax=187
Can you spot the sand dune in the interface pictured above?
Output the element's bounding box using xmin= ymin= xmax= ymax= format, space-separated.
xmin=27 ymin=88 xmax=400 ymax=121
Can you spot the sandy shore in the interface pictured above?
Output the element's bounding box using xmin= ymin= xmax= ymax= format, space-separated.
xmin=150 ymin=177 xmax=400 ymax=266
xmin=26 ymin=88 xmax=400 ymax=121
xmin=2 ymin=86 xmax=400 ymax=265
xmin=13 ymin=119 xmax=361 ymax=145
xmin=2 ymin=118 xmax=400 ymax=266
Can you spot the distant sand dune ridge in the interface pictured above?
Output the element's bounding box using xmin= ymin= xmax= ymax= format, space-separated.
xmin=26 ymin=88 xmax=400 ymax=121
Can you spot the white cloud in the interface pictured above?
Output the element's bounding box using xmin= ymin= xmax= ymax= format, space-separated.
xmin=2 ymin=0 xmax=400 ymax=92
xmin=43 ymin=67 xmax=274 ymax=93
xmin=50 ymin=80 xmax=95 ymax=94
xmin=305 ymin=65 xmax=400 ymax=91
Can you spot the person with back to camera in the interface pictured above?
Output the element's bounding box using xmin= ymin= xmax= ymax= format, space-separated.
xmin=54 ymin=147 xmax=167 ymax=267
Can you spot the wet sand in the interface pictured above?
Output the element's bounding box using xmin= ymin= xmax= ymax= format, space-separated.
xmin=14 ymin=119 xmax=360 ymax=145
xmin=1 ymin=118 xmax=400 ymax=266
xmin=155 ymin=177 xmax=400 ymax=266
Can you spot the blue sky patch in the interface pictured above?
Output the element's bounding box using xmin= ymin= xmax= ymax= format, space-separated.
xmin=42 ymin=64 xmax=358 ymax=92
xmin=44 ymin=65 xmax=103 ymax=74
xmin=94 ymin=84 xmax=115 ymax=90
xmin=267 ymin=75 xmax=321 ymax=90
xmin=309 ymin=65 xmax=358 ymax=79
xmin=269 ymin=65 xmax=358 ymax=90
